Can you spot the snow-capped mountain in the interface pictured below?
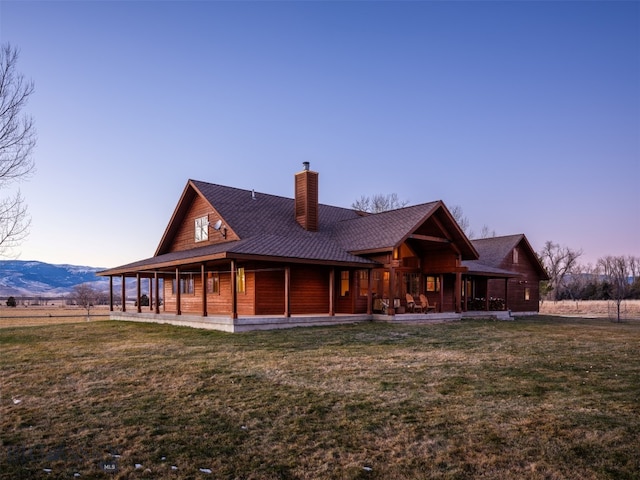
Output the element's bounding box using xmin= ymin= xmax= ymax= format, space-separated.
xmin=0 ymin=260 xmax=109 ymax=297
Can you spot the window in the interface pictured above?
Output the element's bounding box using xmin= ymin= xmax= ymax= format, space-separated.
xmin=383 ymin=271 xmax=390 ymax=297
xmin=184 ymin=276 xmax=194 ymax=294
xmin=426 ymin=276 xmax=440 ymax=292
xmin=207 ymin=272 xmax=220 ymax=294
xmin=465 ymin=279 xmax=473 ymax=298
xmin=195 ymin=216 xmax=208 ymax=242
xmin=524 ymin=287 xmax=530 ymax=301
xmin=172 ymin=275 xmax=195 ymax=295
xmin=512 ymin=248 xmax=519 ymax=264
xmin=404 ymin=273 xmax=420 ymax=296
xmin=340 ymin=271 xmax=349 ymax=296
xmin=358 ymin=270 xmax=369 ymax=297
xmin=236 ymin=267 xmax=246 ymax=294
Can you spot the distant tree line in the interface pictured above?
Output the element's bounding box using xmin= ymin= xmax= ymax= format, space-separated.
xmin=539 ymin=241 xmax=640 ymax=322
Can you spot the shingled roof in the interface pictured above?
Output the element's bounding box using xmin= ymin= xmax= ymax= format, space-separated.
xmin=332 ymin=202 xmax=439 ymax=252
xmin=189 ymin=180 xmax=361 ymax=239
xmin=100 ymin=179 xmax=478 ymax=276
xmin=463 ymin=234 xmax=548 ymax=279
xmin=471 ymin=234 xmax=524 ymax=267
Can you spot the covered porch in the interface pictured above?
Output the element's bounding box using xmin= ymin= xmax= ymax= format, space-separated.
xmin=101 ymin=254 xmax=380 ymax=320
xmin=461 ymin=262 xmax=521 ymax=313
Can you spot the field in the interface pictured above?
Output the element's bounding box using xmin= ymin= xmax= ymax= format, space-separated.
xmin=540 ymin=300 xmax=640 ymax=320
xmin=1 ymin=317 xmax=639 ymax=479
xmin=0 ymin=306 xmax=110 ymax=328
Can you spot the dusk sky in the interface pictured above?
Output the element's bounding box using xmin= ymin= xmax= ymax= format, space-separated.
xmin=1 ymin=0 xmax=638 ymax=269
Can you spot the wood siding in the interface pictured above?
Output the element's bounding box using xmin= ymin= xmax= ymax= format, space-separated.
xmin=486 ymin=240 xmax=543 ymax=312
xmin=255 ymin=268 xmax=286 ymax=315
xmin=236 ymin=269 xmax=255 ymax=316
xmin=207 ymin=272 xmax=232 ymax=315
xmin=168 ymin=195 xmax=239 ymax=253
xmin=440 ymin=274 xmax=456 ymax=312
xmin=290 ymin=266 xmax=329 ymax=314
xmin=162 ymin=268 xmax=257 ymax=316
xmin=422 ymin=247 xmax=458 ymax=272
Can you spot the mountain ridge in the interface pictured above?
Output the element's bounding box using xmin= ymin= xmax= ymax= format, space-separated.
xmin=0 ymin=260 xmax=109 ymax=297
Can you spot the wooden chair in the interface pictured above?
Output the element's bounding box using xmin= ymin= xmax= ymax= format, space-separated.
xmin=419 ymin=294 xmax=437 ymax=313
xmin=405 ymin=293 xmax=417 ymax=313
xmin=380 ymin=298 xmax=389 ymax=314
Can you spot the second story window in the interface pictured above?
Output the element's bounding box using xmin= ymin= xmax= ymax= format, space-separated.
xmin=512 ymin=248 xmax=519 ymax=264
xmin=195 ymin=216 xmax=208 ymax=242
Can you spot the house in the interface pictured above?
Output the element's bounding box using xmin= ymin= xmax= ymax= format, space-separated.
xmin=98 ymin=163 xmax=548 ymax=331
xmin=463 ymin=235 xmax=548 ymax=314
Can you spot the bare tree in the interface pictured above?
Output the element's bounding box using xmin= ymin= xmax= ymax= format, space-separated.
xmin=538 ymin=241 xmax=583 ymax=301
xmin=352 ymin=193 xmax=409 ymax=213
xmin=71 ymin=283 xmax=100 ymax=320
xmin=628 ymin=255 xmax=640 ymax=281
xmin=479 ymin=224 xmax=496 ymax=239
xmin=0 ymin=44 xmax=35 ymax=257
xmin=449 ymin=204 xmax=474 ymax=238
xmin=597 ymin=255 xmax=638 ymax=322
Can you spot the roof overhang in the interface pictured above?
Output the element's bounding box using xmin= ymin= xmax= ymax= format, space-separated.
xmin=462 ymin=260 xmax=521 ymax=278
xmin=98 ymin=249 xmax=379 ymax=277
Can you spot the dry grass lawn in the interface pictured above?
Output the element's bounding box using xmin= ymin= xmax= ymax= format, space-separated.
xmin=540 ymin=300 xmax=640 ymax=320
xmin=1 ymin=317 xmax=638 ymax=479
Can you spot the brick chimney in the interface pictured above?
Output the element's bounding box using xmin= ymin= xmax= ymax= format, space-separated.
xmin=294 ymin=162 xmax=319 ymax=231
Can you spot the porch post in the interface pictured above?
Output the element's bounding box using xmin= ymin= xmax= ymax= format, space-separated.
xmin=439 ymin=274 xmax=444 ymax=313
xmin=284 ymin=265 xmax=291 ymax=317
xmin=230 ymin=260 xmax=237 ymax=319
xmin=175 ymin=268 xmax=181 ymax=316
xmin=149 ymin=278 xmax=153 ymax=311
xmin=109 ymin=276 xmax=113 ymax=312
xmin=136 ymin=273 xmax=141 ymax=313
xmin=329 ymin=268 xmax=335 ymax=316
xmin=463 ymin=277 xmax=468 ymax=312
xmin=454 ymin=271 xmax=462 ymax=313
xmin=504 ymin=278 xmax=509 ymax=311
xmin=367 ymin=267 xmax=373 ymax=315
xmin=121 ymin=275 xmax=126 ymax=312
xmin=201 ymin=263 xmax=207 ymax=317
xmin=154 ymin=272 xmax=160 ymax=314
xmin=389 ymin=266 xmax=396 ymax=315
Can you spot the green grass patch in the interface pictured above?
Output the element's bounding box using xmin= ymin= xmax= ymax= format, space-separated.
xmin=1 ymin=317 xmax=639 ymax=479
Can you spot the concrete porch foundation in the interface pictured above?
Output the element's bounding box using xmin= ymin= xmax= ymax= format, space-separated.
xmin=109 ymin=310 xmax=520 ymax=332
